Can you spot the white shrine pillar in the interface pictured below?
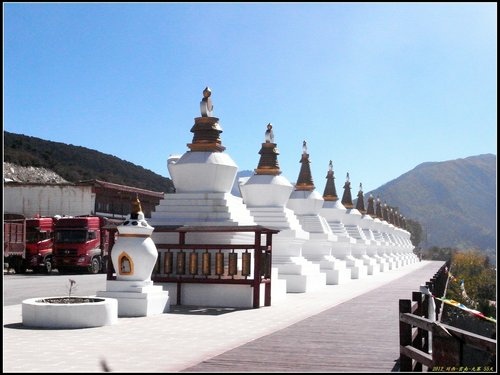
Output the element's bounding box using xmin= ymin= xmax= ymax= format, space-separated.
xmin=97 ymin=197 xmax=170 ymax=316
xmin=287 ymin=157 xmax=351 ymax=285
xmin=320 ymin=167 xmax=368 ymax=279
xmin=240 ymin=128 xmax=326 ymax=293
xmin=149 ymin=89 xmax=287 ymax=307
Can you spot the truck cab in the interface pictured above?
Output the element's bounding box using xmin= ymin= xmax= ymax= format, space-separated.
xmin=53 ymin=216 xmax=116 ymax=274
xmin=25 ymin=217 xmax=56 ymax=273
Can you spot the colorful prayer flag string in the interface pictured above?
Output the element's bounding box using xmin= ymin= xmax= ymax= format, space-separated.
xmin=433 ymin=296 xmax=496 ymax=323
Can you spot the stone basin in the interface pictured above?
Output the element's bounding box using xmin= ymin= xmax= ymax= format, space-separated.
xmin=22 ymin=296 xmax=118 ymax=328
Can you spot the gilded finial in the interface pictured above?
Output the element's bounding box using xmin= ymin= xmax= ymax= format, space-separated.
xmin=132 ymin=195 xmax=142 ymax=214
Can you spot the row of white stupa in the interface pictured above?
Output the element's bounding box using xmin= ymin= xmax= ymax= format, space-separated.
xmin=148 ymin=88 xmax=418 ymax=307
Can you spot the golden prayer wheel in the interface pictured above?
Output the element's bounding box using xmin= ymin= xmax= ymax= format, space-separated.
xmin=215 ymin=252 xmax=224 ymax=276
xmin=241 ymin=251 xmax=251 ymax=277
xmin=164 ymin=251 xmax=173 ymax=274
xmin=228 ymin=252 xmax=238 ymax=276
xmin=189 ymin=251 xmax=198 ymax=275
xmin=202 ymin=251 xmax=211 ymax=276
xmin=176 ymin=250 xmax=186 ymax=275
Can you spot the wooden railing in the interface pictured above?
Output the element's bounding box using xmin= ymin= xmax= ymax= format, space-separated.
xmin=399 ymin=261 xmax=496 ymax=371
xmin=150 ymin=225 xmax=279 ymax=309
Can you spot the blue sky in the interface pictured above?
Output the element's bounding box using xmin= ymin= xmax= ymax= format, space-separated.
xmin=4 ymin=2 xmax=497 ymax=194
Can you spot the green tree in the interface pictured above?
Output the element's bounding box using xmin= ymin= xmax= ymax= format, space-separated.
xmin=405 ymin=218 xmax=423 ymax=247
xmin=446 ymin=249 xmax=496 ymax=318
xmin=424 ymin=246 xmax=455 ymax=261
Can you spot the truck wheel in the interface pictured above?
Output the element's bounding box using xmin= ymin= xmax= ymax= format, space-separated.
xmin=44 ymin=258 xmax=53 ymax=274
xmin=90 ymin=258 xmax=100 ymax=274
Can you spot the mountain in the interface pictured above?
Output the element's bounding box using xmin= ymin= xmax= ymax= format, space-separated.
xmin=3 ymin=131 xmax=175 ymax=193
xmin=235 ymin=156 xmax=496 ymax=253
xmin=366 ymin=154 xmax=496 ymax=252
xmin=4 ymin=132 xmax=496 ymax=252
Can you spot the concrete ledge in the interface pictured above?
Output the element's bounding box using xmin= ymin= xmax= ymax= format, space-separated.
xmin=22 ymin=296 xmax=118 ymax=328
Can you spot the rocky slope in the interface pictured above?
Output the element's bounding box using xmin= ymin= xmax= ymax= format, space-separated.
xmin=3 ymin=162 xmax=69 ymax=184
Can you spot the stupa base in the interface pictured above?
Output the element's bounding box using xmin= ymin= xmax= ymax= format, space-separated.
xmin=312 ymin=257 xmax=351 ymax=285
xmin=359 ymin=255 xmax=380 ymax=275
xmin=342 ymin=256 xmax=369 ymax=279
xmin=277 ymin=272 xmax=326 ymax=293
xmin=157 ymin=268 xmax=286 ymax=308
xmin=322 ymin=267 xmax=352 ymax=285
xmin=97 ymin=281 xmax=170 ymax=317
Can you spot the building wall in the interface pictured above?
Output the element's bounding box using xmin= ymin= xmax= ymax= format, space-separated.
xmin=4 ymin=183 xmax=164 ymax=219
xmin=4 ymin=184 xmax=94 ymax=218
xmin=93 ymin=187 xmax=160 ymax=218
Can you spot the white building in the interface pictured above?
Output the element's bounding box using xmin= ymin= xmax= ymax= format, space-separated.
xmin=3 ymin=180 xmax=164 ymax=219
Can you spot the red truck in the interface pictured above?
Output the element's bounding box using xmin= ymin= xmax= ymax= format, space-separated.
xmin=53 ymin=216 xmax=119 ymax=274
xmin=4 ymin=216 xmax=56 ymax=274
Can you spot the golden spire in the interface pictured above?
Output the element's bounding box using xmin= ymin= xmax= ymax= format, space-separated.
xmin=255 ymin=123 xmax=281 ymax=175
xmin=132 ymin=195 xmax=142 ymax=214
xmin=294 ymin=140 xmax=315 ymax=191
xmin=323 ymin=160 xmax=338 ymax=201
xmin=355 ymin=182 xmax=366 ymax=214
xmin=341 ymin=172 xmax=353 ymax=208
xmin=188 ymin=87 xmax=225 ymax=152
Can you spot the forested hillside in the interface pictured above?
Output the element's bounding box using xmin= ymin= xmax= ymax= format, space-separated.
xmin=4 ymin=131 xmax=174 ymax=193
xmin=368 ymin=154 xmax=496 ymax=252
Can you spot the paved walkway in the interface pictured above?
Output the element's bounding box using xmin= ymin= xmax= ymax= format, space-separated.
xmin=3 ymin=260 xmax=443 ymax=373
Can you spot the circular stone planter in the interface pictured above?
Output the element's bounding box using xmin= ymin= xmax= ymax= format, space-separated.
xmin=22 ymin=296 xmax=118 ymax=328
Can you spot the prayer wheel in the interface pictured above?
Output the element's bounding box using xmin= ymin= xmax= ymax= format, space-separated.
xmin=215 ymin=252 xmax=224 ymax=276
xmin=176 ymin=250 xmax=186 ymax=275
xmin=202 ymin=251 xmax=211 ymax=276
xmin=241 ymin=251 xmax=251 ymax=277
xmin=189 ymin=251 xmax=198 ymax=275
xmin=163 ymin=251 xmax=173 ymax=274
xmin=228 ymin=252 xmax=237 ymax=276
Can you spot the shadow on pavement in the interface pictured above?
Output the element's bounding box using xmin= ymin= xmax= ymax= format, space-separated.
xmin=168 ymin=305 xmax=250 ymax=316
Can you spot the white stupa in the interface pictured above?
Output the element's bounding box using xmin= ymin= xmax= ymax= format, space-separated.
xmin=368 ymin=197 xmax=395 ymax=269
xmin=286 ymin=152 xmax=351 ymax=285
xmin=319 ymin=167 xmax=368 ymax=279
xmin=361 ymin=194 xmax=390 ymax=272
xmin=373 ymin=198 xmax=403 ymax=268
xmin=342 ymin=182 xmax=380 ymax=275
xmin=240 ymin=127 xmax=326 ymax=293
xmin=151 ymin=87 xmax=255 ymax=232
xmin=382 ymin=205 xmax=417 ymax=265
xmin=149 ymin=88 xmax=286 ymax=307
xmin=399 ymin=214 xmax=418 ymax=263
xmin=97 ymin=197 xmax=170 ymax=317
xmin=396 ymin=214 xmax=418 ymax=263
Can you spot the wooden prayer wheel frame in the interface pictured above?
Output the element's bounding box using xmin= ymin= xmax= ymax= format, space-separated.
xmin=127 ymin=225 xmax=279 ymax=309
